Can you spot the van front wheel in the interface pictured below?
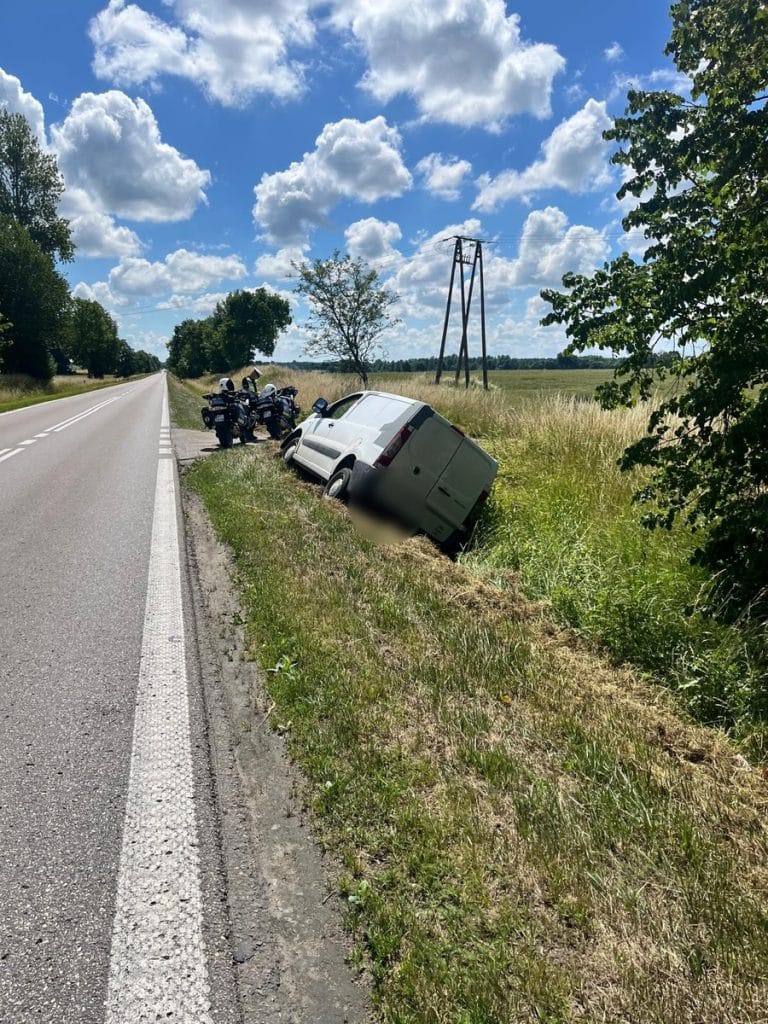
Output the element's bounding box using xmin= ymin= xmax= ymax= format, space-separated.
xmin=323 ymin=467 xmax=352 ymax=501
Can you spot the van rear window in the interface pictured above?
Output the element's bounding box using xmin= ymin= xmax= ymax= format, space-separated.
xmin=351 ymin=394 xmax=411 ymax=423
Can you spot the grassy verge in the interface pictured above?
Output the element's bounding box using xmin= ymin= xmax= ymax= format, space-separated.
xmin=170 ymin=370 xmax=768 ymax=750
xmin=185 ymin=441 xmax=768 ymax=1023
xmin=167 ymin=374 xmax=207 ymax=429
xmin=0 ymin=372 xmax=149 ymax=413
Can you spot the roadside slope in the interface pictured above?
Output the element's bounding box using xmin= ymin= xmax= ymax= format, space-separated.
xmin=185 ymin=440 xmax=768 ymax=1024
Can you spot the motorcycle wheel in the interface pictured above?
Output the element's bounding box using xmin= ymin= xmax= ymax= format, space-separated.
xmin=266 ymin=415 xmax=291 ymax=440
xmin=216 ymin=424 xmax=233 ymax=449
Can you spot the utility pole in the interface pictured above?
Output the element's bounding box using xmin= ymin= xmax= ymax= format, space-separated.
xmin=434 ymin=236 xmax=489 ymax=389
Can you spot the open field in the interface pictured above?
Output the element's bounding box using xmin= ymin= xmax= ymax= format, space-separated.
xmin=0 ymin=372 xmax=149 ymax=413
xmin=179 ymin=410 xmax=768 ymax=1024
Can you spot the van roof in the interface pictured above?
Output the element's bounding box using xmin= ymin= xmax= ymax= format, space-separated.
xmin=355 ymin=390 xmax=424 ymax=406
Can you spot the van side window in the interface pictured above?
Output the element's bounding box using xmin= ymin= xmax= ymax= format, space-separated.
xmin=327 ymin=394 xmax=363 ymax=420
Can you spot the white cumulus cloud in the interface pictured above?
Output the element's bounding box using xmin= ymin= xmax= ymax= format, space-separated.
xmin=506 ymin=207 xmax=609 ymax=287
xmin=344 ymin=218 xmax=402 ymax=265
xmin=58 ymin=187 xmax=143 ymax=258
xmin=0 ymin=67 xmax=46 ymax=144
xmin=89 ymin=0 xmax=313 ymax=105
xmin=474 ymin=98 xmax=613 ymax=210
xmin=331 ymin=0 xmax=565 ymax=129
xmin=253 ymin=116 xmax=412 ymax=246
xmin=416 ymin=154 xmax=472 ymax=200
xmin=50 ymin=91 xmax=211 ymax=222
xmin=77 ymin=248 xmax=246 ymax=309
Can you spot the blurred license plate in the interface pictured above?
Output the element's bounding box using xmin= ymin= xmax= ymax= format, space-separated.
xmin=214 ymin=414 xmax=225 ymax=423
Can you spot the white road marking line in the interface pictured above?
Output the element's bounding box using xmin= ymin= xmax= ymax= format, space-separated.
xmin=0 ymin=448 xmax=23 ymax=464
xmin=34 ymin=432 xmax=50 ymax=438
xmin=19 ymin=439 xmax=36 ymax=446
xmin=51 ymin=394 xmax=124 ymax=432
xmin=0 ymin=447 xmax=10 ymax=456
xmin=106 ymin=385 xmax=214 ymax=1024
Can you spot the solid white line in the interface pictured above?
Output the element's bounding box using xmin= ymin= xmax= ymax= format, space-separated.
xmin=51 ymin=394 xmax=123 ymax=432
xmin=106 ymin=385 xmax=214 ymax=1023
xmin=0 ymin=448 xmax=23 ymax=464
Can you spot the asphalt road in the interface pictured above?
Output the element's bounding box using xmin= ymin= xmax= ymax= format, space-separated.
xmin=0 ymin=375 xmax=236 ymax=1024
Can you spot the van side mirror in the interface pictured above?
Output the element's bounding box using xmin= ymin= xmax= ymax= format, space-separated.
xmin=312 ymin=398 xmax=329 ymax=416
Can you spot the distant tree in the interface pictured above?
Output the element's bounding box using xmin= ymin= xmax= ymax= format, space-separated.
xmin=293 ymin=251 xmax=400 ymax=387
xmin=541 ymin=0 xmax=768 ymax=619
xmin=66 ymin=298 xmax=120 ymax=378
xmin=0 ymin=311 xmax=10 ymax=370
xmin=167 ymin=318 xmax=214 ymax=378
xmin=0 ymin=111 xmax=73 ymax=263
xmin=209 ymin=288 xmax=292 ymax=369
xmin=0 ymin=215 xmax=68 ymax=379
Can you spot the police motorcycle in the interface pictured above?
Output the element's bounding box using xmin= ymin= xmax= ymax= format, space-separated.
xmin=201 ymin=378 xmax=251 ymax=448
xmin=241 ymin=383 xmax=300 ymax=440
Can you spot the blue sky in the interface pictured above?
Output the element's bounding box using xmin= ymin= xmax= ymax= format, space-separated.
xmin=0 ymin=1 xmax=683 ymax=364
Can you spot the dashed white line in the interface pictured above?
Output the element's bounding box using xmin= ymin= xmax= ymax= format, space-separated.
xmin=106 ymin=386 xmax=214 ymax=1024
xmin=0 ymin=448 xmax=23 ymax=464
xmin=19 ymin=439 xmax=36 ymax=446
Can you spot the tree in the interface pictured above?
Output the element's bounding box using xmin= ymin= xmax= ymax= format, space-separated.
xmin=0 ymin=311 xmax=10 ymax=370
xmin=66 ymin=298 xmax=120 ymax=378
xmin=167 ymin=318 xmax=213 ymax=378
xmin=541 ymin=0 xmax=768 ymax=620
xmin=209 ymin=288 xmax=292 ymax=369
xmin=293 ymin=251 xmax=400 ymax=387
xmin=0 ymin=111 xmax=73 ymax=263
xmin=0 ymin=215 xmax=69 ymax=379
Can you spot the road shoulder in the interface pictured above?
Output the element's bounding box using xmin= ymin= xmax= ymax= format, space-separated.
xmin=180 ymin=469 xmax=372 ymax=1024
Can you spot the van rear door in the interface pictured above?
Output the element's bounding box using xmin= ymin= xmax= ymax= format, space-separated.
xmin=424 ymin=438 xmax=497 ymax=531
xmin=382 ymin=412 xmax=463 ymax=505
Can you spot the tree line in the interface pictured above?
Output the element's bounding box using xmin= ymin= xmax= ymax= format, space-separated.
xmin=276 ymin=352 xmax=682 ymax=374
xmin=0 ymin=110 xmax=160 ymax=380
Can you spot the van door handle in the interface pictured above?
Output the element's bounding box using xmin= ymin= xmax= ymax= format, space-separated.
xmin=327 ymin=423 xmax=335 ymax=428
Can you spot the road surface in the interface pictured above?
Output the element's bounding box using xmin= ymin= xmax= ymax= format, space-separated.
xmin=0 ymin=374 xmax=237 ymax=1023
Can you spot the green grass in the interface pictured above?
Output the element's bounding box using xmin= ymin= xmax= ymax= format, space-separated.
xmin=0 ymin=372 xmax=150 ymax=413
xmin=167 ymin=374 xmax=207 ymax=429
xmin=185 ymin=442 xmax=768 ymax=1024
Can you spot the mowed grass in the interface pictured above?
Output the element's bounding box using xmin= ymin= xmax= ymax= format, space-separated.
xmin=185 ymin=432 xmax=768 ymax=1024
xmin=0 ymin=372 xmax=146 ymax=413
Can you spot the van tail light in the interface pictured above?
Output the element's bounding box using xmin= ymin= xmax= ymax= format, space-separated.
xmin=375 ymin=424 xmax=414 ymax=467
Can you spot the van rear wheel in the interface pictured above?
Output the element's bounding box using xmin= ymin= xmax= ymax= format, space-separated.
xmin=323 ymin=467 xmax=352 ymax=501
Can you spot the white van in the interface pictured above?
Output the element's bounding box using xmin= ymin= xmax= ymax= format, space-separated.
xmin=281 ymin=390 xmax=497 ymax=546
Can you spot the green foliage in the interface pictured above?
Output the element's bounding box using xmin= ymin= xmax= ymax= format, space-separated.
xmin=64 ymin=297 xmax=121 ymax=378
xmin=165 ymin=288 xmax=291 ymax=377
xmin=209 ymin=288 xmax=291 ymax=368
xmin=166 ymin=318 xmax=212 ymax=377
xmin=541 ymin=0 xmax=768 ymax=620
xmin=0 ymin=310 xmax=10 ymax=370
xmin=0 ymin=215 xmax=68 ymax=380
xmin=293 ymin=250 xmax=400 ymax=387
xmin=0 ymin=110 xmax=73 ymax=263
